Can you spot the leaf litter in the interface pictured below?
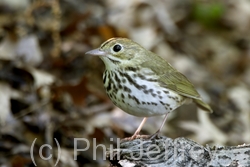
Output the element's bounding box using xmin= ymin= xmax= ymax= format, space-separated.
xmin=0 ymin=0 xmax=249 ymax=166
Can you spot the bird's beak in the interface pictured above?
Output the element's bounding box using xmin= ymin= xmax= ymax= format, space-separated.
xmin=85 ymin=49 xmax=106 ymax=56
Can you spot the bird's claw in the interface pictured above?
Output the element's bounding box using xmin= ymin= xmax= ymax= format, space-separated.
xmin=121 ymin=130 xmax=161 ymax=142
xmin=121 ymin=134 xmax=140 ymax=142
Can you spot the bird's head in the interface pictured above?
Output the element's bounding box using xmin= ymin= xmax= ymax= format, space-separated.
xmin=85 ymin=38 xmax=145 ymax=69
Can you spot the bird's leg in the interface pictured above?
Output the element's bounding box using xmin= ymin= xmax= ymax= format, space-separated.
xmin=129 ymin=117 xmax=147 ymax=140
xmin=149 ymin=113 xmax=168 ymax=139
xmin=131 ymin=117 xmax=147 ymax=139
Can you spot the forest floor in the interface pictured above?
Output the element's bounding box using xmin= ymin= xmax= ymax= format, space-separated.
xmin=0 ymin=0 xmax=249 ymax=166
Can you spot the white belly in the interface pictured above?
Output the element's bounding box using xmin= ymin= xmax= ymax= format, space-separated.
xmin=104 ymin=70 xmax=186 ymax=117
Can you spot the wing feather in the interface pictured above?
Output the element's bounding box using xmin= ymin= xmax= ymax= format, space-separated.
xmin=141 ymin=55 xmax=201 ymax=100
xmin=158 ymin=71 xmax=201 ymax=99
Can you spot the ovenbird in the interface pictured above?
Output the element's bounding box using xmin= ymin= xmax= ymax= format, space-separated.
xmin=86 ymin=38 xmax=212 ymax=139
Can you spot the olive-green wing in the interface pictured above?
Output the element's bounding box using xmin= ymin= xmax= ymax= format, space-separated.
xmin=141 ymin=58 xmax=201 ymax=100
xmin=141 ymin=57 xmax=213 ymax=112
xmin=158 ymin=70 xmax=201 ymax=99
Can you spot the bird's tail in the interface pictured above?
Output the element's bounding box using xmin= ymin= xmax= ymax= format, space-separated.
xmin=194 ymin=99 xmax=213 ymax=113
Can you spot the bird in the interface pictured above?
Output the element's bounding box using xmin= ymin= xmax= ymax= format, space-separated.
xmin=85 ymin=37 xmax=212 ymax=140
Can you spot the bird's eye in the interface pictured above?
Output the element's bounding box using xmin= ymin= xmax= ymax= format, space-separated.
xmin=113 ymin=44 xmax=122 ymax=52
